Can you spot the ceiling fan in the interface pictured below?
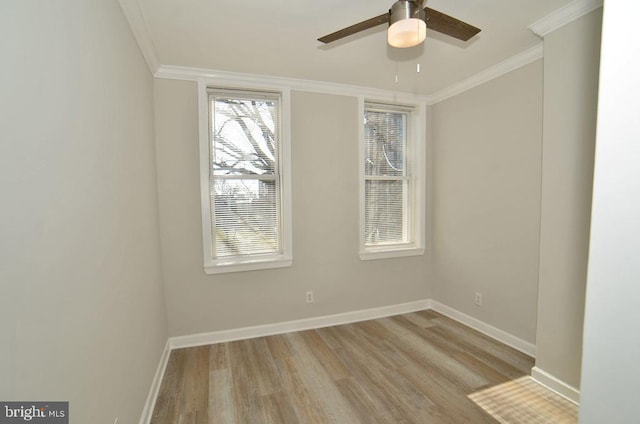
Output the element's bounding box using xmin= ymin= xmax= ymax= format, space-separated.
xmin=318 ymin=0 xmax=480 ymax=48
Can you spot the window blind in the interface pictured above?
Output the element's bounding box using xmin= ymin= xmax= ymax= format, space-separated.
xmin=364 ymin=103 xmax=411 ymax=246
xmin=208 ymin=89 xmax=283 ymax=258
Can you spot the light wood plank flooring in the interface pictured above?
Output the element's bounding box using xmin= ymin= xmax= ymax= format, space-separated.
xmin=469 ymin=376 xmax=577 ymax=423
xmin=151 ymin=310 xmax=575 ymax=423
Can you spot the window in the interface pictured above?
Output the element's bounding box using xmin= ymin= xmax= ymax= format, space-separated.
xmin=199 ymin=86 xmax=292 ymax=273
xmin=360 ymin=101 xmax=425 ymax=259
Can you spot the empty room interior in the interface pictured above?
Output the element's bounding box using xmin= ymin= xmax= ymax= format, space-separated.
xmin=1 ymin=0 xmax=639 ymax=423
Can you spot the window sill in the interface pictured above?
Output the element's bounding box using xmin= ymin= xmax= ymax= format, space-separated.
xmin=204 ymin=256 xmax=292 ymax=274
xmin=359 ymin=246 xmax=425 ymax=261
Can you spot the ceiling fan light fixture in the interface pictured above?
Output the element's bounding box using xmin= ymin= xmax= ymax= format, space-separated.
xmin=387 ymin=1 xmax=426 ymax=48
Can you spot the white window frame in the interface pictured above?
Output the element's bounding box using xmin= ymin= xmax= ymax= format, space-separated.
xmin=198 ymin=79 xmax=292 ymax=274
xmin=359 ymin=97 xmax=426 ymax=260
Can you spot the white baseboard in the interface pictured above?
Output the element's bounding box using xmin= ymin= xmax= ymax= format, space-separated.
xmin=531 ymin=366 xmax=581 ymax=405
xmin=169 ymin=299 xmax=432 ymax=349
xmin=429 ymin=300 xmax=537 ymax=357
xmin=139 ymin=339 xmax=171 ymax=424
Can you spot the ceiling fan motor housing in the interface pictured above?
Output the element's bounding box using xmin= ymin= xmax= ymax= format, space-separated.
xmin=389 ymin=1 xmax=426 ymax=25
xmin=388 ymin=1 xmax=427 ymax=48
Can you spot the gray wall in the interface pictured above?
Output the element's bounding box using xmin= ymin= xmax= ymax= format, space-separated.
xmin=154 ymin=80 xmax=432 ymax=337
xmin=431 ymin=60 xmax=544 ymax=344
xmin=580 ymin=2 xmax=640 ymax=421
xmin=0 ymin=1 xmax=604 ymax=419
xmin=535 ymin=9 xmax=602 ymax=389
xmin=0 ymin=1 xmax=168 ymax=422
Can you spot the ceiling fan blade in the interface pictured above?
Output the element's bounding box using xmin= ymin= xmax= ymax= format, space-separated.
xmin=318 ymin=12 xmax=389 ymax=44
xmin=424 ymin=7 xmax=481 ymax=41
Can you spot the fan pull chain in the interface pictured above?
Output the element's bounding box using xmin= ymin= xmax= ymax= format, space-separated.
xmin=417 ymin=63 xmax=421 ymax=73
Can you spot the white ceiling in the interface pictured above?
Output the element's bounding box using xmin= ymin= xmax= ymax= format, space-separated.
xmin=130 ymin=0 xmax=576 ymax=95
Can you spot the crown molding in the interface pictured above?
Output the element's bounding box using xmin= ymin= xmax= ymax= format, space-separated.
xmin=118 ymin=0 xmax=599 ymax=104
xmin=118 ymin=0 xmax=160 ymax=73
xmin=528 ymin=0 xmax=603 ymax=38
xmin=428 ymin=43 xmax=543 ymax=104
xmin=156 ymin=42 xmax=543 ymax=107
xmin=155 ymin=65 xmax=435 ymax=104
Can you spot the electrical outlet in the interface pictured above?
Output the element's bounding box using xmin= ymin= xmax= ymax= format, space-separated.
xmin=306 ymin=291 xmax=314 ymax=303
xmin=475 ymin=292 xmax=482 ymax=306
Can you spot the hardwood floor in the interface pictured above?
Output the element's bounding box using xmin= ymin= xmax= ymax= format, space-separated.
xmin=469 ymin=376 xmax=578 ymax=423
xmin=151 ymin=310 xmax=574 ymax=423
